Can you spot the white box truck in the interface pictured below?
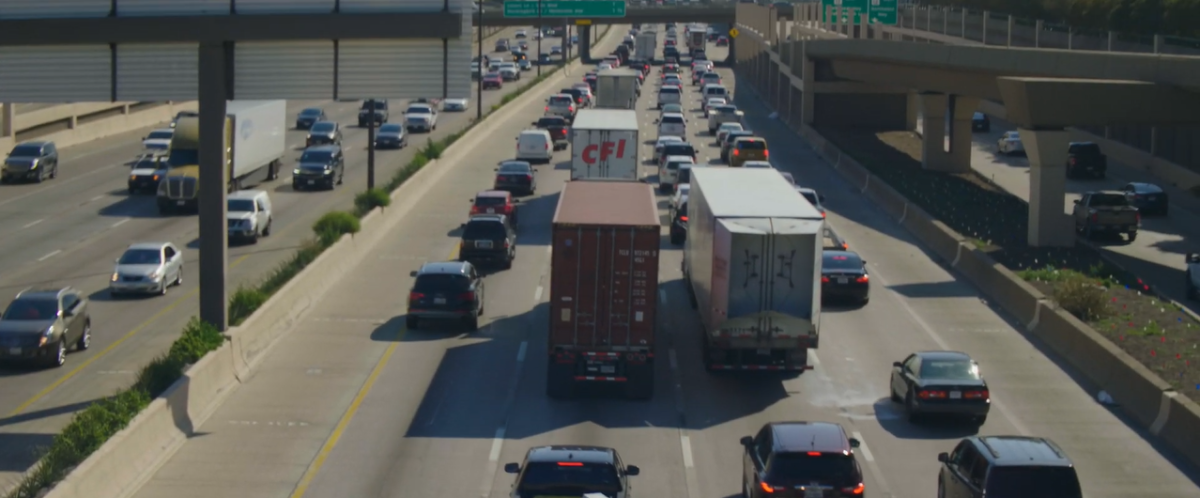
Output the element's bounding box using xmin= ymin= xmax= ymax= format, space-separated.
xmin=595 ymin=68 xmax=640 ymax=110
xmin=683 ymin=167 xmax=825 ymax=371
xmin=570 ymin=109 xmax=639 ymax=181
xmin=636 ymin=32 xmax=657 ymax=61
xmin=157 ymin=100 xmax=286 ymax=214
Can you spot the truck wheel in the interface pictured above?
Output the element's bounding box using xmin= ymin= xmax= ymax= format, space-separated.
xmin=464 ymin=315 xmax=479 ymax=331
xmin=406 ymin=315 xmax=419 ymax=330
xmin=1127 ymin=231 xmax=1137 ymax=242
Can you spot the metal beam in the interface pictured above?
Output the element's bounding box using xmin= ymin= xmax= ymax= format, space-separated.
xmin=198 ymin=42 xmax=230 ymax=332
xmin=473 ymin=7 xmax=734 ymax=26
xmin=0 ymin=13 xmax=462 ymax=46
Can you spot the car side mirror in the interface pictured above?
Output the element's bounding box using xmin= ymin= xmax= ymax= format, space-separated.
xmin=1073 ymin=199 xmax=1080 ymax=204
xmin=503 ymin=463 xmax=520 ymax=474
xmin=848 ymin=438 xmax=861 ymax=448
xmin=937 ymin=452 xmax=950 ymax=463
xmin=513 ymin=199 xmax=520 ymax=203
xmin=409 ymin=270 xmax=418 ymax=277
xmin=468 ymin=198 xmax=474 ymax=202
xmin=115 ymin=258 xmax=120 ymax=264
xmin=459 ymin=223 xmax=466 ymax=228
xmin=625 ymin=465 xmax=640 ymax=476
xmin=892 ymin=361 xmax=903 ymax=368
xmin=860 ymin=259 xmax=867 ymax=264
xmin=141 ymin=137 xmax=146 ymax=140
xmin=494 ymin=168 xmax=499 ymax=171
xmin=531 ymin=122 xmax=537 ymax=126
xmin=740 ymin=436 xmax=753 ymax=447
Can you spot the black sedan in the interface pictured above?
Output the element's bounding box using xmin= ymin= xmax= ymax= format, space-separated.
xmin=821 ymin=250 xmax=869 ymax=304
xmin=890 ymin=350 xmax=991 ymax=424
xmin=1120 ymin=181 xmax=1168 ymax=216
xmin=374 ymin=123 xmax=407 ymax=149
xmin=971 ymin=111 xmax=990 ymax=132
xmin=295 ymin=108 xmax=325 ymax=130
xmin=493 ymin=160 xmax=537 ymax=196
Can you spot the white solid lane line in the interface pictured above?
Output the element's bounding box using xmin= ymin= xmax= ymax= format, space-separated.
xmin=111 ymin=218 xmax=131 ymax=228
xmin=37 ymin=249 xmax=62 ymax=262
xmin=22 ymin=219 xmax=43 ymax=229
xmin=851 ymin=431 xmax=895 ymax=496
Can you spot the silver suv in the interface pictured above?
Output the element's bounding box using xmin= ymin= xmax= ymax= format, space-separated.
xmin=545 ymin=94 xmax=577 ymax=122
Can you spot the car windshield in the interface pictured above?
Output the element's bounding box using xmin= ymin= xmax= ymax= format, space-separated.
xmin=228 ymin=199 xmax=255 ymax=212
xmin=406 ymin=106 xmax=430 ymax=114
xmin=9 ymin=145 xmax=41 ymax=157
xmin=2 ymin=299 xmax=59 ymax=321
xmin=463 ymin=220 xmax=507 ymax=240
xmin=767 ymin=453 xmax=858 ymax=483
xmin=537 ymin=117 xmax=565 ymax=127
xmin=380 ymin=124 xmax=403 ymax=133
xmin=134 ymin=158 xmax=160 ymax=169
xmin=147 ymin=130 xmax=173 ymax=140
xmin=413 ymin=273 xmax=470 ymax=293
xmin=517 ymin=461 xmax=622 ymax=494
xmin=721 ymin=123 xmax=743 ymax=131
xmin=737 ymin=140 xmax=767 ymax=150
xmin=920 ymin=359 xmax=980 ymax=380
xmin=119 ymin=248 xmax=162 ymax=265
xmin=662 ymin=105 xmax=683 ymax=114
xmin=824 ymin=253 xmax=862 ymax=270
xmin=486 ymin=72 xmax=501 ymax=78
xmin=300 ymin=108 xmax=321 ymax=117
xmin=300 ymin=150 xmax=334 ymax=163
xmin=664 ymin=144 xmax=695 ymax=156
xmin=310 ymin=122 xmax=335 ymax=133
xmin=986 ymin=467 xmax=1081 ymax=498
xmin=499 ymin=162 xmax=531 ymax=174
xmin=662 ymin=115 xmax=684 ymax=124
xmin=360 ymin=101 xmax=386 ymax=110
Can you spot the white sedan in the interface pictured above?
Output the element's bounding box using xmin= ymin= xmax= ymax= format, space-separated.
xmin=997 ymin=130 xmax=1025 ymax=155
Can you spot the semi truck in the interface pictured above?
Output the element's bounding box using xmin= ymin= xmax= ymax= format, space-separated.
xmin=570 ymin=109 xmax=639 ymax=181
xmin=686 ymin=23 xmax=706 ymax=53
xmin=594 ymin=68 xmax=641 ymax=110
xmin=547 ymin=181 xmax=661 ymax=399
xmin=157 ymin=100 xmax=286 ymax=214
xmin=683 ymin=168 xmax=826 ymax=371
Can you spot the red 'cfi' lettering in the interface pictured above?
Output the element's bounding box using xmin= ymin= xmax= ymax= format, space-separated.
xmin=581 ymin=139 xmax=627 ymax=164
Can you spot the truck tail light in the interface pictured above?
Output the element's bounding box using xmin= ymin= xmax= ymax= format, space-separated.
xmin=1136 ymin=211 xmax=1141 ymax=224
xmin=679 ymin=216 xmax=688 ymax=222
xmin=457 ymin=291 xmax=475 ymax=301
xmin=856 ymin=275 xmax=869 ymax=283
xmin=764 ymin=150 xmax=769 ymax=158
xmin=502 ymin=239 xmax=511 ymax=249
xmin=821 ymin=276 xmax=830 ymax=283
xmin=759 ymin=482 xmax=776 ymax=494
xmin=965 ymin=390 xmax=989 ymax=399
xmin=545 ymin=143 xmax=550 ymax=151
xmin=408 ymin=292 xmax=425 ymax=304
xmin=1069 ymin=157 xmax=1077 ymax=166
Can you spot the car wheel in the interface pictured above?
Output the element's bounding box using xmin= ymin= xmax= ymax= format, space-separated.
xmin=50 ymin=165 xmax=58 ymax=179
xmin=905 ymin=391 xmax=921 ymax=423
xmin=937 ymin=482 xmax=945 ymax=498
xmin=175 ymin=266 xmax=183 ymax=286
xmin=159 ymin=280 xmax=169 ymax=296
xmin=464 ymin=315 xmax=479 ymax=331
xmin=262 ymin=219 xmax=272 ymax=237
xmin=35 ymin=169 xmax=44 ymax=183
xmin=406 ymin=315 xmax=419 ymax=330
xmin=890 ymin=383 xmax=902 ymax=402
xmin=48 ymin=340 xmax=66 ymax=368
xmin=77 ymin=320 xmax=91 ymax=351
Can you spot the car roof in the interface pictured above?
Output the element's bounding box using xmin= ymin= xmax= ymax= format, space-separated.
xmin=476 ymin=190 xmax=511 ymax=199
xmin=228 ymin=190 xmax=266 ymax=200
xmin=972 ymin=436 xmax=1072 ymax=467
xmin=301 ymin=107 xmax=322 ymax=113
xmin=735 ymin=137 xmax=765 ymax=143
xmin=665 ymin=155 xmax=695 ymax=162
xmin=127 ymin=242 xmax=171 ymax=250
xmin=769 ymin=422 xmax=852 ymax=453
xmin=304 ymin=144 xmax=340 ymax=153
xmin=1127 ymin=182 xmax=1163 ymax=192
xmin=914 ymin=350 xmax=973 ymax=362
xmin=520 ymin=129 xmax=551 ymax=137
xmin=417 ymin=261 xmax=471 ymax=276
xmin=526 ymin=445 xmax=616 ymax=464
xmin=823 ymin=250 xmax=860 ymax=260
xmin=15 ymin=287 xmax=72 ymax=300
xmin=662 ymin=112 xmax=685 ymax=118
xmin=16 ymin=140 xmax=51 ymax=147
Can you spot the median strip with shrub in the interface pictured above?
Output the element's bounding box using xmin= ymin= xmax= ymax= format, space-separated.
xmin=6 ymin=25 xmax=610 ymax=498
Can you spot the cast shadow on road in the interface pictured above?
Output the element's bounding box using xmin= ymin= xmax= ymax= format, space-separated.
xmin=871 ymin=397 xmax=982 ymax=440
xmin=0 ymin=398 xmax=100 ymax=428
xmin=0 ymin=432 xmax=55 ymax=473
xmin=1148 ymin=237 xmax=1199 ymax=257
xmin=553 ymin=159 xmax=572 ymax=171
xmin=97 ymin=194 xmax=158 ymax=219
xmin=884 ymin=281 xmax=980 ymax=299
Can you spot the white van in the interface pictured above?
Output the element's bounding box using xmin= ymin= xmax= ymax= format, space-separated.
xmin=657 ymin=86 xmax=681 ymax=109
xmin=658 ymin=155 xmax=695 ymax=193
xmin=702 ymin=84 xmax=729 ymax=101
xmin=227 ymin=190 xmax=273 ymax=243
xmin=516 ymin=129 xmax=554 ymax=164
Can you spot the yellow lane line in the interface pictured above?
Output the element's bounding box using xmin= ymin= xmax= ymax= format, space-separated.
xmin=7 ymin=251 xmax=255 ymax=417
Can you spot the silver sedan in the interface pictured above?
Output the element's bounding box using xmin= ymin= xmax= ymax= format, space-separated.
xmin=109 ymin=242 xmax=184 ymax=297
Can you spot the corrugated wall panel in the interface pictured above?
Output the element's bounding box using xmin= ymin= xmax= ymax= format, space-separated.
xmin=114 ymin=0 xmax=232 ymax=16
xmin=339 ymin=0 xmax=449 ymax=12
xmin=234 ymin=0 xmax=335 ymax=14
xmin=338 ymin=0 xmax=471 ymax=99
xmin=116 ymin=44 xmax=199 ymax=101
xmin=235 ymin=42 xmax=335 ymax=99
xmin=0 ymin=0 xmax=111 ymax=19
xmin=0 ymin=46 xmax=111 ymax=102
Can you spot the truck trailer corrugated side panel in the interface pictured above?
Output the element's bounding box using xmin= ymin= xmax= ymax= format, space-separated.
xmin=570 ymin=109 xmax=640 ymax=180
xmin=228 ymin=100 xmax=287 ymax=180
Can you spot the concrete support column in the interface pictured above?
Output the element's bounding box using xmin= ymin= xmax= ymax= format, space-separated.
xmin=905 ymin=91 xmax=918 ymax=131
xmin=1035 ymin=20 xmax=1043 ymax=47
xmin=981 ymin=11 xmax=988 ymax=45
xmin=1154 ymin=34 xmax=1163 ymax=53
xmin=946 ymin=95 xmax=979 ymax=171
xmin=942 ymin=8 xmax=948 ymax=34
xmin=1067 ymin=28 xmax=1073 ymax=49
xmin=858 ymin=13 xmax=868 ymax=38
xmin=917 ymin=93 xmax=950 ymax=171
xmin=68 ymin=115 xmax=78 ymax=129
xmin=961 ymin=9 xmax=966 ymax=38
xmin=1 ymin=103 xmax=14 ymax=138
xmin=580 ymin=25 xmax=592 ymax=62
xmin=122 ymin=104 xmax=132 ymax=114
xmin=199 ymin=42 xmax=231 ymax=331
xmin=1019 ymin=128 xmax=1074 ymax=247
xmin=801 ymin=52 xmax=814 ymax=125
xmin=1007 ymin=15 xmax=1014 ymax=46
xmin=925 ymin=6 xmax=931 ymax=31
xmin=1107 ymin=31 xmax=1114 ymax=51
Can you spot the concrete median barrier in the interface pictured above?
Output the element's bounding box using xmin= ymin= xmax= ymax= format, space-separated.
xmin=1 ymin=102 xmax=195 ymax=152
xmin=862 ymin=175 xmax=907 ymax=220
xmin=1156 ymin=394 xmax=1200 ymax=466
xmin=899 ymin=206 xmax=964 ymax=264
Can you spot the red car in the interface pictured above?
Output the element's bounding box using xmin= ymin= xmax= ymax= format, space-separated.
xmin=482 ymin=72 xmax=503 ymax=89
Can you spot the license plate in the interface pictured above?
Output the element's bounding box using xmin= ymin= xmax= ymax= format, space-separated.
xmin=486 ymin=208 xmax=495 ymax=213
xmin=950 ymin=391 xmax=962 ymax=399
xmin=176 ymin=200 xmax=185 ymax=206
xmin=307 ymin=180 xmax=314 ymax=185
xmin=476 ymin=241 xmax=493 ymax=249
xmin=837 ymin=277 xmax=848 ymax=284
xmin=600 ymin=366 xmax=615 ymax=374
xmin=804 ymin=489 xmax=822 ymax=498
xmin=8 ymin=347 xmax=20 ymax=355
xmin=433 ymin=297 xmax=447 ymax=305
xmin=756 ymin=348 xmax=770 ymax=355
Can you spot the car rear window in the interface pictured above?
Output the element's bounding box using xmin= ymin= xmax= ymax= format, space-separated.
xmin=663 ymin=144 xmax=696 ymax=156
xmin=413 ymin=273 xmax=470 ymax=293
xmin=463 ymin=220 xmax=507 ymax=239
xmin=660 ymin=87 xmax=680 ymax=94
xmin=499 ymin=162 xmax=530 ymax=174
xmin=766 ymin=453 xmax=859 ymax=484
xmin=919 ymin=359 xmax=979 ymax=380
xmin=800 ymin=191 xmax=819 ymax=206
xmin=474 ymin=196 xmax=506 ymax=207
xmin=518 ymin=462 xmax=622 ymax=494
xmin=662 ymin=115 xmax=684 ymax=124
xmin=550 ymin=96 xmax=573 ymax=105
xmin=738 ymin=140 xmax=767 ymax=150
xmin=986 ymin=467 xmax=1082 ymax=498
xmin=1068 ymin=143 xmax=1102 ymax=156
xmin=726 ymin=132 xmax=754 ymax=144
xmin=1089 ymin=193 xmax=1128 ymax=207
xmin=823 ymin=253 xmax=862 ymax=270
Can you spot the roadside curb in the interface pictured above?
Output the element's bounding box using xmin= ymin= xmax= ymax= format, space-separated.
xmin=740 ymin=82 xmax=1200 ymax=472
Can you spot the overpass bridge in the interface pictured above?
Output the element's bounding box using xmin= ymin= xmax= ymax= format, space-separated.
xmin=472 ymin=4 xmax=735 ymax=26
xmin=733 ymin=2 xmax=1200 ymax=247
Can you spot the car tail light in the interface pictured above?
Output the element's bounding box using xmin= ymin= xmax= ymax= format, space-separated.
xmin=495 ymin=175 xmax=507 ymax=184
xmin=844 ymin=483 xmax=865 ymax=495
xmin=806 ymin=451 xmax=821 ymax=456
xmin=918 ymin=389 xmax=947 ymax=399
xmin=457 ymin=291 xmax=475 ymax=301
xmin=505 ymin=203 xmax=515 ymax=214
xmin=1090 ymin=213 xmax=1099 ymax=223
xmin=679 ymin=216 xmax=688 ymax=222
xmin=544 ymin=143 xmax=549 ymax=151
xmin=764 ymin=150 xmax=770 ymax=158
xmin=733 ymin=150 xmax=740 ymax=156
xmin=1069 ymin=157 xmax=1077 ymax=166
xmin=822 ymin=212 xmax=827 ymax=218
xmin=1136 ymin=211 xmax=1141 ymax=224
xmin=965 ymin=390 xmax=990 ymax=399
xmin=408 ymin=292 xmax=425 ymax=304
xmin=759 ymin=482 xmax=776 ymax=493
xmin=557 ymin=462 xmax=583 ymax=467
xmin=856 ymin=275 xmax=869 ymax=283
xmin=525 ymin=174 xmax=534 ymax=182
xmin=821 ymin=276 xmax=830 ymax=283
xmin=470 ymin=205 xmax=481 ymax=215
xmin=502 ymin=239 xmax=511 ymax=249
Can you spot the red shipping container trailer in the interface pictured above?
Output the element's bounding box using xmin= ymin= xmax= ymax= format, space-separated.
xmin=548 ymin=181 xmax=661 ymax=399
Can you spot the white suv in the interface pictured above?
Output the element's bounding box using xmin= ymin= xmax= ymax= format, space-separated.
xmin=226 ymin=190 xmax=273 ymax=243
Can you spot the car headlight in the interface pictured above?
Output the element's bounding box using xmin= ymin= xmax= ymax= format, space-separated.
xmin=293 ymin=169 xmax=301 ymax=175
xmin=38 ymin=326 xmax=53 ymax=346
xmin=111 ymin=272 xmax=119 ymax=282
xmin=29 ymin=160 xmax=38 ymax=169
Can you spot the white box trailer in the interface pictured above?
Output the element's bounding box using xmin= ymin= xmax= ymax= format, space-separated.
xmin=683 ymin=167 xmax=825 ymax=371
xmin=636 ymin=32 xmax=657 ymax=60
xmin=595 ymin=68 xmax=640 ymax=110
xmin=569 ymin=109 xmax=639 ymax=181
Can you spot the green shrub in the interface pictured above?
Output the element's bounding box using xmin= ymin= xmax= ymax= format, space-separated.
xmin=422 ymin=138 xmax=447 ymax=159
xmin=354 ymin=188 xmax=392 ymax=217
xmin=1053 ymin=274 xmax=1110 ymax=321
xmin=134 ymin=354 xmax=187 ymax=398
xmin=168 ymin=317 xmax=225 ymax=364
xmin=228 ymin=286 xmax=269 ymax=325
xmin=312 ymin=211 xmax=360 ymax=246
xmin=256 ymin=239 xmax=326 ymax=298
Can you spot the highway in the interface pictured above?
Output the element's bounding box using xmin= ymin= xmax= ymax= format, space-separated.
xmin=123 ymin=26 xmax=1200 ymax=498
xmin=921 ymin=116 xmax=1200 ymax=313
xmin=0 ymin=25 xmax=568 ymax=491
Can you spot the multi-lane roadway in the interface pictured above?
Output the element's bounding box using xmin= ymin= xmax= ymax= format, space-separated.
xmin=120 ymin=26 xmax=1200 ymax=498
xmin=0 ymin=25 xmax=572 ymax=491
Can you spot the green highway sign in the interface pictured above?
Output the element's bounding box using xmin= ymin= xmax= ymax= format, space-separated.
xmin=820 ymin=0 xmax=896 ymax=26
xmin=503 ymin=1 xmax=627 ymax=18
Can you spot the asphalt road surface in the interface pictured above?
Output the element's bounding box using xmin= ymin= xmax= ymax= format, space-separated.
xmin=0 ymin=25 xmax=561 ymax=492
xmin=126 ymin=25 xmax=1199 ymax=498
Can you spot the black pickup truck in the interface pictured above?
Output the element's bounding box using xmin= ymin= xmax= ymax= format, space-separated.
xmin=1066 ymin=142 xmax=1107 ymax=179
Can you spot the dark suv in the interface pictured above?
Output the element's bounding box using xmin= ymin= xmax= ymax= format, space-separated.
xmin=293 ymin=145 xmax=345 ymax=190
xmin=459 ymin=214 xmax=516 ymax=269
xmin=504 ymin=445 xmax=640 ymax=498
xmin=357 ymin=99 xmax=389 ymax=127
xmin=937 ymin=436 xmax=1082 ymax=498
xmin=305 ymin=121 xmax=343 ymax=147
xmin=407 ymin=261 xmax=485 ymax=331
xmin=0 ymin=287 xmax=92 ymax=368
xmin=3 ymin=140 xmax=59 ymax=183
xmin=741 ymin=421 xmax=865 ymax=498
xmin=669 ymin=199 xmax=688 ymax=245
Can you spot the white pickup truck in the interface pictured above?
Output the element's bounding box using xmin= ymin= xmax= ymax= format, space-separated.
xmin=403 ymin=103 xmax=439 ymax=133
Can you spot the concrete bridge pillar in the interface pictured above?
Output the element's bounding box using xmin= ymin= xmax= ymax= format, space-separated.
xmin=801 ymin=49 xmax=814 ymax=125
xmin=579 ymin=25 xmax=591 ymax=62
xmin=1020 ymin=128 xmax=1075 ymax=247
xmin=1 ymin=103 xmax=13 ymax=138
xmin=918 ymin=92 xmax=949 ymax=170
xmin=918 ymin=93 xmax=974 ymax=173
